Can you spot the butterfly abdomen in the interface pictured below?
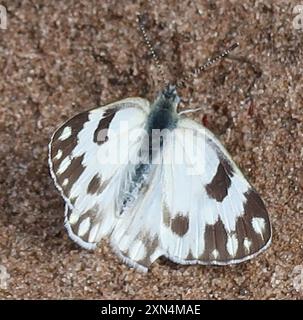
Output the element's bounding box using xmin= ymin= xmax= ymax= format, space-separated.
xmin=119 ymin=163 xmax=151 ymax=215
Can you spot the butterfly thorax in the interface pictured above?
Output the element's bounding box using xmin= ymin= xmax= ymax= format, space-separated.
xmin=146 ymin=85 xmax=180 ymax=133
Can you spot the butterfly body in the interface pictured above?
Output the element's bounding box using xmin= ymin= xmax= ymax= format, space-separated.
xmin=49 ymin=87 xmax=271 ymax=272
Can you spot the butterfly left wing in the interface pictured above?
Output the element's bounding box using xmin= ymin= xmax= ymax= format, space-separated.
xmin=159 ymin=117 xmax=271 ymax=265
xmin=49 ymin=98 xmax=150 ymax=249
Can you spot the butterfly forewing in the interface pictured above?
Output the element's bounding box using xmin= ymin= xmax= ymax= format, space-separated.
xmin=49 ymin=98 xmax=150 ymax=249
xmin=159 ymin=117 xmax=271 ymax=265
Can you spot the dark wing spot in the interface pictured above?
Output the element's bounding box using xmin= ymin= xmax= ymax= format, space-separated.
xmin=219 ymin=156 xmax=234 ymax=177
xmin=199 ymin=218 xmax=228 ymax=262
xmin=57 ymin=154 xmax=85 ymax=197
xmin=87 ymin=174 xmax=102 ymax=195
xmin=171 ymin=214 xmax=189 ymax=237
xmin=243 ymin=189 xmax=271 ymax=243
xmin=234 ymin=216 xmax=248 ymax=258
xmin=93 ymin=109 xmax=117 ymax=145
xmin=136 ymin=234 xmax=160 ymax=268
xmin=70 ymin=207 xmax=99 ymax=242
xmin=244 ymin=189 xmax=268 ymax=219
xmin=186 ymin=249 xmax=195 ymax=260
xmin=205 ymin=163 xmax=231 ymax=202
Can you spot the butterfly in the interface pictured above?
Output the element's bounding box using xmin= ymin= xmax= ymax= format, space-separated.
xmin=48 ymin=16 xmax=271 ymax=272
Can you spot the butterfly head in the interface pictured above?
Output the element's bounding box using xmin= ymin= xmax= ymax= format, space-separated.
xmin=154 ymin=84 xmax=180 ymax=112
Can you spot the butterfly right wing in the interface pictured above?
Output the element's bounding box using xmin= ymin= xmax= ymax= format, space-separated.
xmin=49 ymin=98 xmax=150 ymax=249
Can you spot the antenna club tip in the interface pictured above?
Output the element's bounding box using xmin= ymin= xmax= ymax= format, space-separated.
xmin=136 ymin=13 xmax=144 ymax=25
xmin=231 ymin=42 xmax=240 ymax=49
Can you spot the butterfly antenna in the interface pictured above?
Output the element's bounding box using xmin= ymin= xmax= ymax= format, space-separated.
xmin=176 ymin=42 xmax=239 ymax=88
xmin=137 ymin=14 xmax=169 ymax=86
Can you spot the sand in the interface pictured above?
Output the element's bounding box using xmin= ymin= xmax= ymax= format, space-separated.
xmin=0 ymin=0 xmax=302 ymax=299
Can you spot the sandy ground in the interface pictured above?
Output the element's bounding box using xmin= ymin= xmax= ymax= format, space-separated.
xmin=0 ymin=0 xmax=302 ymax=299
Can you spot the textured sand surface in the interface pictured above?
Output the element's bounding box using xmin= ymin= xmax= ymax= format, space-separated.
xmin=0 ymin=0 xmax=302 ymax=299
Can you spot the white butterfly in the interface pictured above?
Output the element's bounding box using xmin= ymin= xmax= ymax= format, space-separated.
xmin=49 ymin=14 xmax=271 ymax=272
xmin=49 ymin=83 xmax=271 ymax=272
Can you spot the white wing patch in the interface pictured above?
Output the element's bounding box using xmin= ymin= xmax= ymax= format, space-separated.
xmin=59 ymin=126 xmax=72 ymax=140
xmin=226 ymin=234 xmax=238 ymax=257
xmin=252 ymin=217 xmax=266 ymax=237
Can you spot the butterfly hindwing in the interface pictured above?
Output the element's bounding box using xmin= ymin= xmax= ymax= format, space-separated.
xmin=110 ymin=163 xmax=164 ymax=272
